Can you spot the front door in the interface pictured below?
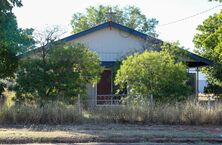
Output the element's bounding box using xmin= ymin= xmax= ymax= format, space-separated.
xmin=97 ymin=70 xmax=112 ymax=95
xmin=97 ymin=70 xmax=112 ymax=104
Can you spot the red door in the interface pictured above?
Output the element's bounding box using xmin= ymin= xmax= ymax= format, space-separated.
xmin=97 ymin=70 xmax=112 ymax=104
xmin=97 ymin=70 xmax=112 ymax=95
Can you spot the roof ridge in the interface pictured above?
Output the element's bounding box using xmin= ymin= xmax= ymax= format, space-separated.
xmin=61 ymin=21 xmax=162 ymax=43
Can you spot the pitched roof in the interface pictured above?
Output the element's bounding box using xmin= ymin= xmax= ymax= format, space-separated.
xmin=19 ymin=21 xmax=212 ymax=67
xmin=187 ymin=51 xmax=212 ymax=67
xmin=61 ymin=21 xmax=160 ymax=43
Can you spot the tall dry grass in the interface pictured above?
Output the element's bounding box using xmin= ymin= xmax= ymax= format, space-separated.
xmin=0 ymin=102 xmax=82 ymax=124
xmin=89 ymin=101 xmax=222 ymax=125
xmin=0 ymin=100 xmax=222 ymax=125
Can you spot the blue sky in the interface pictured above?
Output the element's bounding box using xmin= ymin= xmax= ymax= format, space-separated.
xmin=14 ymin=0 xmax=221 ymax=51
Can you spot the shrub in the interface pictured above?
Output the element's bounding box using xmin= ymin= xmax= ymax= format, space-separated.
xmin=115 ymin=50 xmax=191 ymax=102
xmin=14 ymin=44 xmax=101 ymax=104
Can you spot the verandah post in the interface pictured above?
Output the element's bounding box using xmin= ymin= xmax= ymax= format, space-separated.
xmin=111 ymin=95 xmax=113 ymax=105
xmin=77 ymin=94 xmax=82 ymax=115
xmin=150 ymin=94 xmax=153 ymax=104
xmin=150 ymin=94 xmax=154 ymax=106
xmin=207 ymin=95 xmax=211 ymax=110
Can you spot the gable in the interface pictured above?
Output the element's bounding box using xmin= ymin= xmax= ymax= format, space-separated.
xmin=61 ymin=21 xmax=159 ymax=42
xmin=67 ymin=27 xmax=147 ymax=61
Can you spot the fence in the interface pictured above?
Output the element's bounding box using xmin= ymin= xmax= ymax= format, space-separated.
xmin=198 ymin=95 xmax=222 ymax=109
xmin=96 ymin=94 xmax=154 ymax=106
xmin=77 ymin=93 xmax=222 ymax=112
xmin=96 ymin=94 xmax=125 ymax=105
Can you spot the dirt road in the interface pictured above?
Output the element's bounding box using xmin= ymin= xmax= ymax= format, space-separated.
xmin=0 ymin=124 xmax=222 ymax=144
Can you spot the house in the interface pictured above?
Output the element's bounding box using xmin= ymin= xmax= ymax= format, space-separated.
xmin=21 ymin=21 xmax=212 ymax=107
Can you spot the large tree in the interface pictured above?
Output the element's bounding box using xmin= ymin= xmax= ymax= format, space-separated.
xmin=193 ymin=10 xmax=222 ymax=96
xmin=70 ymin=5 xmax=158 ymax=37
xmin=0 ymin=0 xmax=34 ymax=95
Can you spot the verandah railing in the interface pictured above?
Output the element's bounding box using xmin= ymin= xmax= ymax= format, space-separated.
xmin=96 ymin=94 xmax=150 ymax=106
xmin=97 ymin=94 xmax=124 ymax=105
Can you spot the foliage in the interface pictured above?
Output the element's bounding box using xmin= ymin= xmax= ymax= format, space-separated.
xmin=32 ymin=25 xmax=66 ymax=71
xmin=14 ymin=44 xmax=101 ymax=104
xmin=115 ymin=51 xmax=190 ymax=102
xmin=48 ymin=44 xmax=101 ymax=96
xmin=70 ymin=5 xmax=158 ymax=37
xmin=0 ymin=0 xmax=34 ymax=95
xmin=193 ymin=10 xmax=222 ymax=96
xmin=209 ymin=0 xmax=222 ymax=2
xmin=204 ymin=83 xmax=222 ymax=95
xmin=0 ymin=0 xmax=22 ymax=10
xmin=161 ymin=41 xmax=188 ymax=62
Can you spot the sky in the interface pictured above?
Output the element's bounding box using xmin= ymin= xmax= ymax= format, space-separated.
xmin=13 ymin=0 xmax=222 ymax=51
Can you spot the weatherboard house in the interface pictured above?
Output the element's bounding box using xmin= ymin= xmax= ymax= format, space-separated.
xmin=23 ymin=21 xmax=212 ymax=107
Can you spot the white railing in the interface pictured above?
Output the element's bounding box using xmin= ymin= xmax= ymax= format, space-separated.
xmin=96 ymin=94 xmax=125 ymax=106
xmin=96 ymin=94 xmax=148 ymax=106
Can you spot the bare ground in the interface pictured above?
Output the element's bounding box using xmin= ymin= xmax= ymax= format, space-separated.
xmin=0 ymin=124 xmax=222 ymax=144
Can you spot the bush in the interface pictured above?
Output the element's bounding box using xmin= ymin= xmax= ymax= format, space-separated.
xmin=115 ymin=50 xmax=191 ymax=102
xmin=14 ymin=44 xmax=101 ymax=104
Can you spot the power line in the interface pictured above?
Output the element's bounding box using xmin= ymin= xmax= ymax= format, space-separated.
xmin=158 ymin=4 xmax=222 ymax=27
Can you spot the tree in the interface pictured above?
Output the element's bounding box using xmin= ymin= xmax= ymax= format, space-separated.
xmin=70 ymin=5 xmax=158 ymax=37
xmin=161 ymin=41 xmax=188 ymax=63
xmin=16 ymin=26 xmax=66 ymax=103
xmin=209 ymin=0 xmax=222 ymax=2
xmin=0 ymin=0 xmax=34 ymax=95
xmin=14 ymin=44 xmax=101 ymax=104
xmin=33 ymin=26 xmax=65 ymax=63
xmin=115 ymin=51 xmax=190 ymax=102
xmin=193 ymin=10 xmax=222 ymax=96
